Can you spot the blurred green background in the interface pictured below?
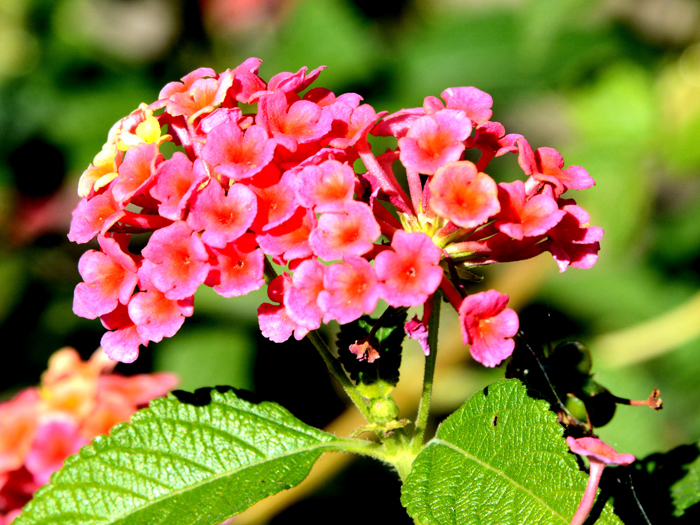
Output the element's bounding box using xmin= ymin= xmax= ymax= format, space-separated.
xmin=2 ymin=0 xmax=700 ymax=521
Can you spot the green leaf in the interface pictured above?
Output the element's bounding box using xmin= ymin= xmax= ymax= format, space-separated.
xmin=401 ymin=379 xmax=622 ymax=524
xmin=672 ymin=449 xmax=700 ymax=517
xmin=15 ymin=387 xmax=344 ymax=525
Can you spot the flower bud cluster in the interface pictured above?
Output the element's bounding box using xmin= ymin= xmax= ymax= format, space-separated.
xmin=68 ymin=58 xmax=601 ymax=367
xmin=0 ymin=348 xmax=177 ymax=523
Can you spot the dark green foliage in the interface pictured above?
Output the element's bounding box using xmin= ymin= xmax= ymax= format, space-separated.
xmin=336 ymin=308 xmax=407 ymax=397
xmin=506 ymin=335 xmax=618 ymax=429
xmin=600 ymin=444 xmax=700 ymax=523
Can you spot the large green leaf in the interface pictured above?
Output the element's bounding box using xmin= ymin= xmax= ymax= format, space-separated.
xmin=401 ymin=379 xmax=622 ymax=524
xmin=14 ymin=387 xmax=345 ymax=525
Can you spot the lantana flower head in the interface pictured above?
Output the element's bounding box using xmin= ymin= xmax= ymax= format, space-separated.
xmin=0 ymin=348 xmax=176 ymax=522
xmin=68 ymin=58 xmax=601 ymax=368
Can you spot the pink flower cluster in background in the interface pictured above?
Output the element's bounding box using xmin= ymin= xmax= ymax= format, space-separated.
xmin=0 ymin=348 xmax=177 ymax=524
xmin=68 ymin=58 xmax=601 ymax=367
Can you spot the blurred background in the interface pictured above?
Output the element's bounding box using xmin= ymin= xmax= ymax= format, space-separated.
xmin=2 ymin=0 xmax=700 ymax=522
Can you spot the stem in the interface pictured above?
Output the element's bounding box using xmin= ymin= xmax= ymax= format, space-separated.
xmin=263 ymin=256 xmax=278 ymax=284
xmin=356 ymin=140 xmax=414 ymax=215
xmin=410 ymin=294 xmax=442 ymax=452
xmin=570 ymin=461 xmax=605 ymax=525
xmin=306 ymin=331 xmax=373 ymax=422
xmin=406 ymin=167 xmax=423 ymax=214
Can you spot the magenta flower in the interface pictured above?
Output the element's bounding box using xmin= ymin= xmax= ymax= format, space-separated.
xmin=459 ymin=290 xmax=519 ymax=367
xmin=566 ymin=437 xmax=635 ymax=525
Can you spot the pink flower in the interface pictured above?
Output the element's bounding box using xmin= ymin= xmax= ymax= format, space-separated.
xmin=73 ymin=235 xmax=140 ymax=319
xmin=258 ymin=274 xmax=308 ymax=342
xmin=68 ymin=192 xmax=124 ymax=244
xmin=566 ymin=437 xmax=635 ymax=525
xmin=459 ymin=290 xmax=519 ymax=367
xmin=141 ymin=221 xmax=211 ymax=300
xmin=0 ymin=347 xmax=177 ymax=519
xmin=294 ymin=160 xmax=356 ymax=213
xmin=250 ymin=170 xmax=298 ymax=232
xmin=398 ymin=109 xmax=472 ymax=175
xmin=267 ymin=65 xmax=326 ymax=94
xmin=284 ymin=258 xmax=326 ymax=331
xmin=256 ymin=90 xmax=333 ymax=152
xmin=206 ymin=234 xmax=265 ymax=297
xmin=186 ymin=178 xmax=257 ymax=249
xmin=495 ymin=180 xmax=565 ymax=240
xmin=150 ymin=153 xmax=203 ymax=221
xmin=518 ymin=140 xmax=595 ymax=195
xmin=129 ymin=261 xmax=194 ymax=344
xmin=67 ymin=60 xmax=601 ymax=371
xmin=161 ymin=70 xmax=234 ymax=123
xmin=440 ymin=86 xmax=493 ymax=125
xmin=317 ymin=257 xmax=380 ymax=324
xmin=428 ymin=161 xmax=500 ymax=229
xmin=24 ymin=419 xmax=87 ymax=485
xmin=111 ymin=143 xmax=161 ymax=205
xmin=309 ymin=201 xmax=381 ymax=261
xmin=375 ymin=231 xmax=443 ymax=308
xmin=547 ymin=202 xmax=603 ymax=272
xmin=100 ymin=303 xmax=148 ymax=363
xmin=201 ymin=122 xmax=276 ymax=181
xmin=256 ymin=207 xmax=314 ymax=262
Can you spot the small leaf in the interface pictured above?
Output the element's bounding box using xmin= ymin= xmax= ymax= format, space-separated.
xmin=15 ymin=387 xmax=344 ymax=525
xmin=401 ymin=379 xmax=622 ymax=524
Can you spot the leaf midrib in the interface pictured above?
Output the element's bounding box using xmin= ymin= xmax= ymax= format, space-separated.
xmin=431 ymin=439 xmax=571 ymax=524
xmin=35 ymin=441 xmax=341 ymax=525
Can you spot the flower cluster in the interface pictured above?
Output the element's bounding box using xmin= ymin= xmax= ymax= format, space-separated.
xmin=0 ymin=348 xmax=177 ymax=524
xmin=69 ymin=59 xmax=601 ymax=367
